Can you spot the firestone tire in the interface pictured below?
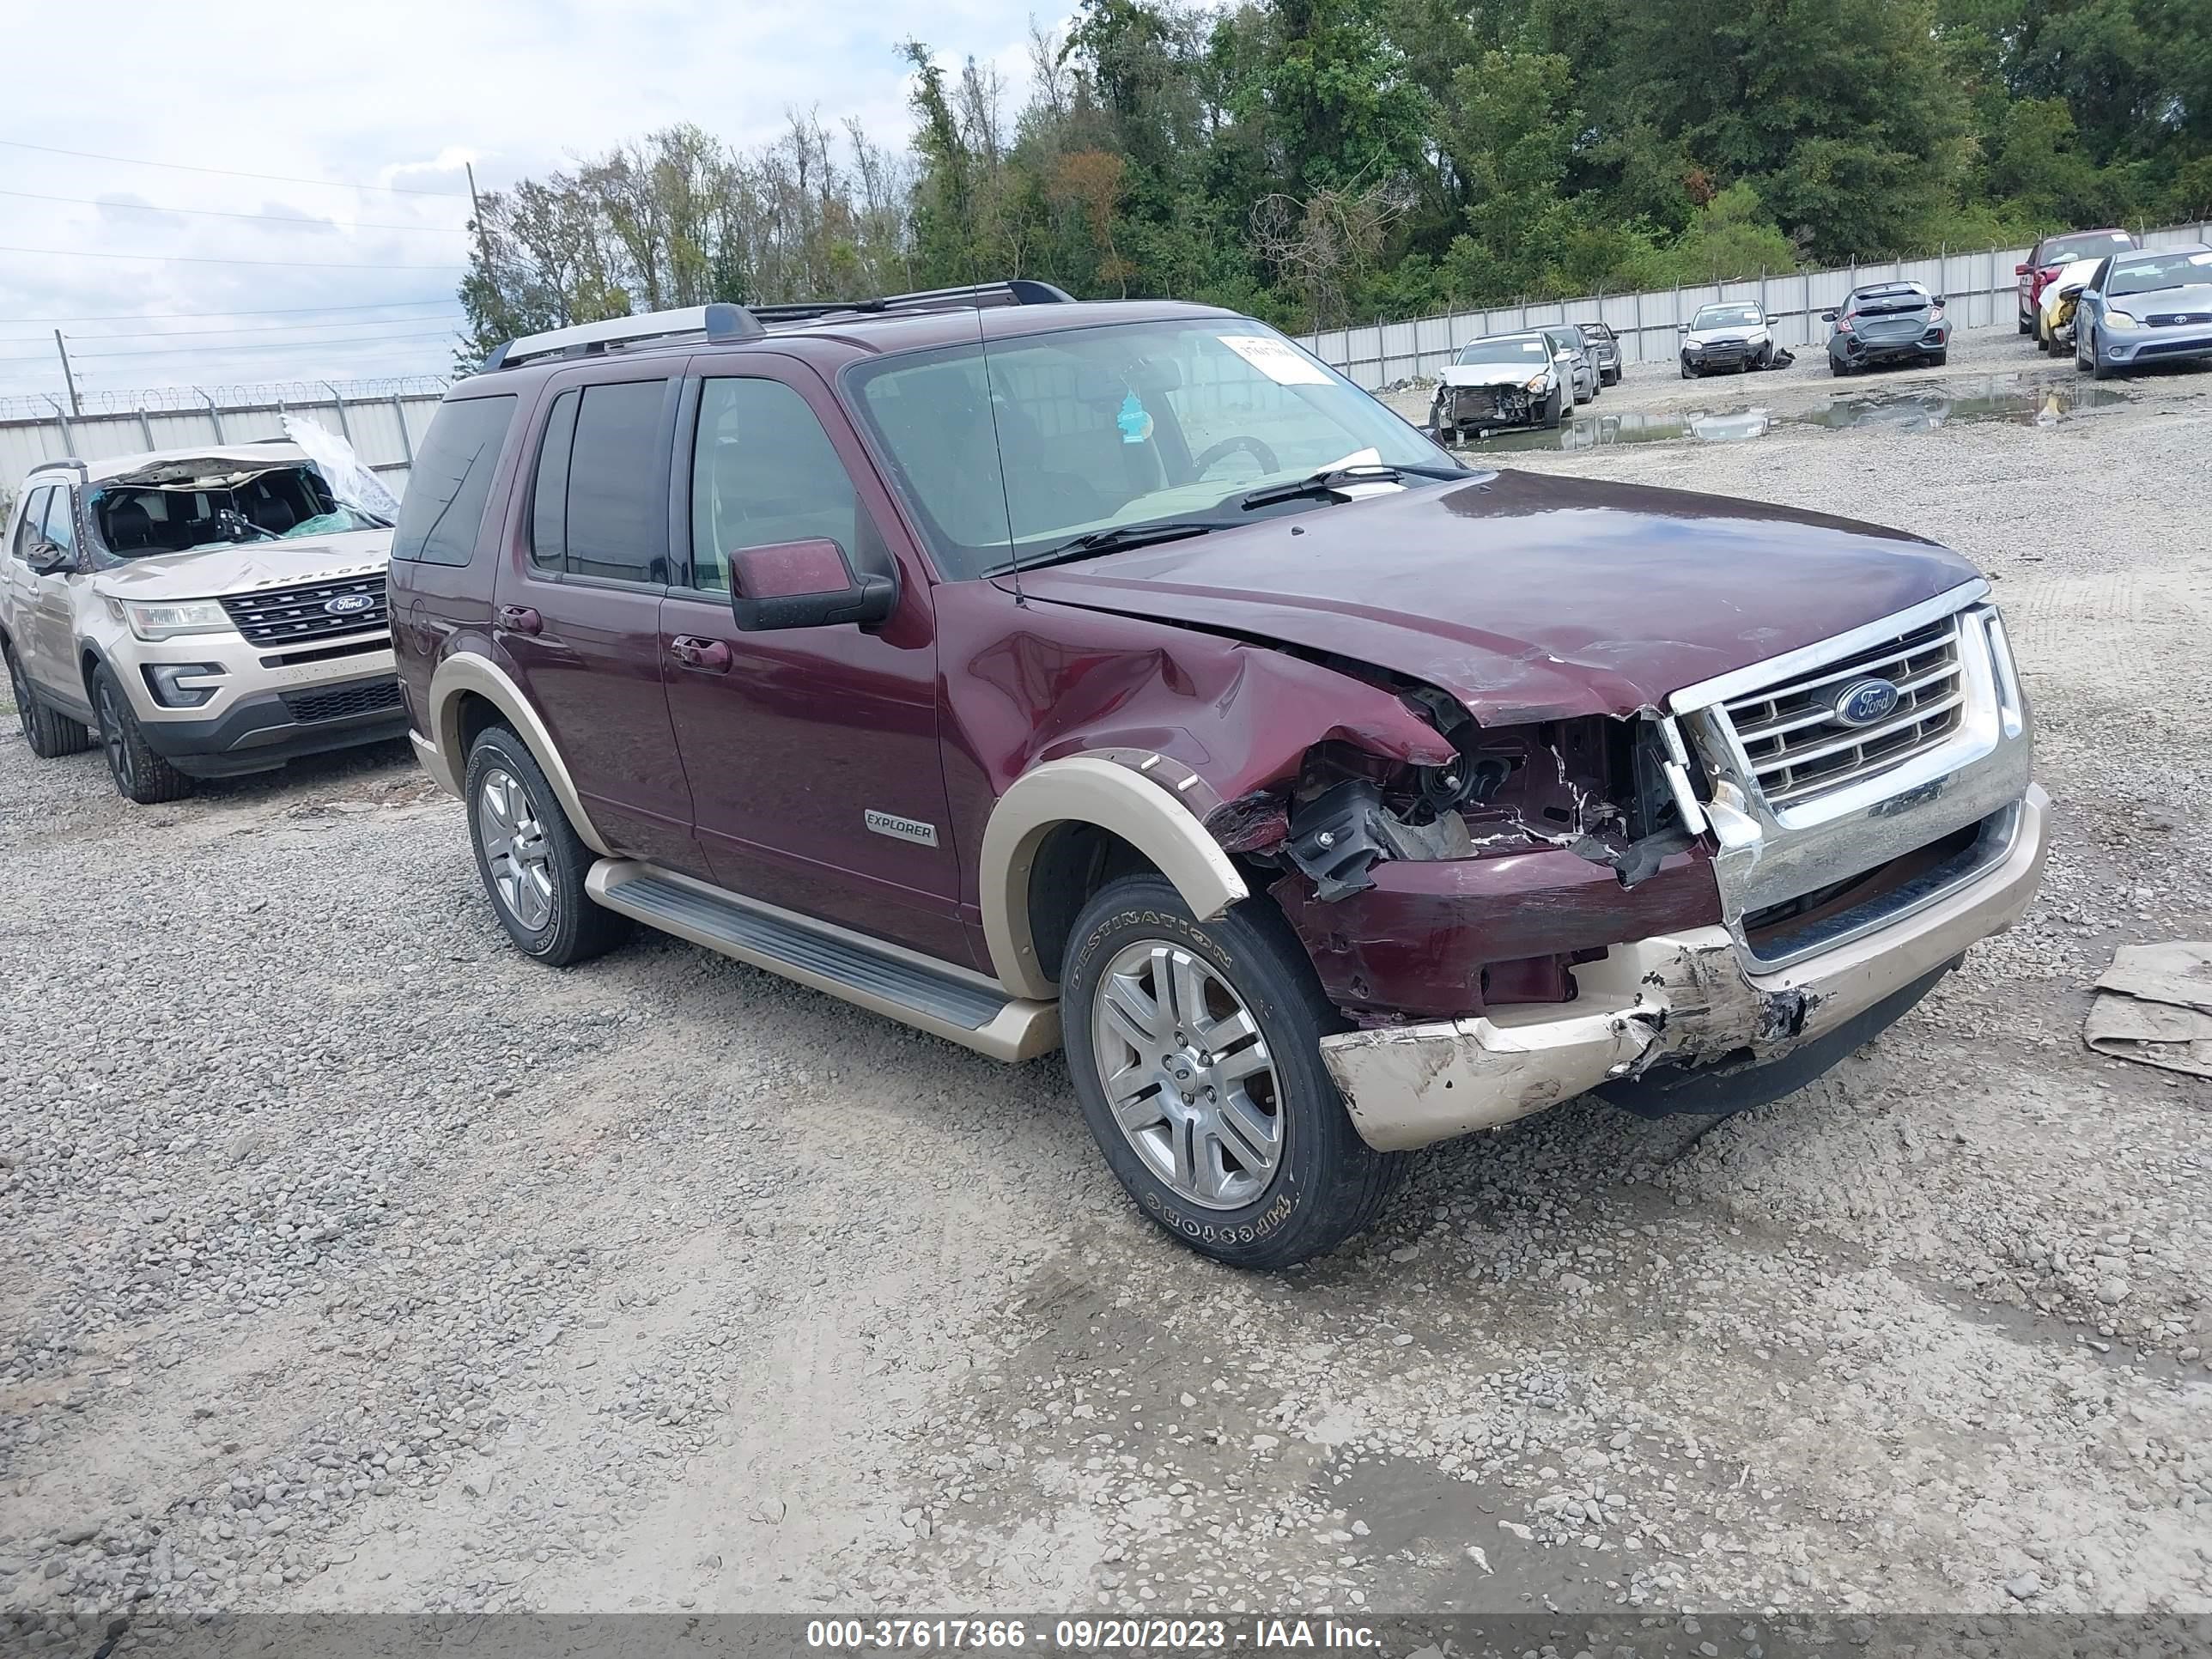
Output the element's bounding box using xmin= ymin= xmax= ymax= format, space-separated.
xmin=465 ymin=724 xmax=630 ymax=968
xmin=92 ymin=665 xmax=192 ymax=804
xmin=5 ymin=641 xmax=94 ymax=760
xmin=1060 ymin=873 xmax=1407 ymax=1270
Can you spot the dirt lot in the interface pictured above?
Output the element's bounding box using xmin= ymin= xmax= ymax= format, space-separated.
xmin=4 ymin=324 xmax=2211 ymax=1644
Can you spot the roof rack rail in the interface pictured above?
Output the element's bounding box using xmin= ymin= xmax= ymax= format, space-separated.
xmin=481 ymin=280 xmax=1075 ymax=372
xmin=484 ymin=302 xmax=764 ymax=372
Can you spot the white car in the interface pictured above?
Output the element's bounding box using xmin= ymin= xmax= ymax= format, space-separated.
xmin=1428 ymin=332 xmax=1568 ymax=441
xmin=2036 ymin=255 xmax=2105 ymax=352
xmin=1678 ymin=301 xmax=1779 ymax=376
xmin=2 ymin=443 xmax=402 ymax=803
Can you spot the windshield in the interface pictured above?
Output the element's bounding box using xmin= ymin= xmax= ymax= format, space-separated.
xmin=2107 ymin=249 xmax=2212 ymax=296
xmin=849 ymin=319 xmax=1454 ymax=580
xmin=90 ymin=464 xmax=389 ymax=560
xmin=1692 ymin=304 xmax=1763 ymax=330
xmin=1455 ymin=336 xmax=1548 ymax=365
xmin=1854 ymin=286 xmax=1930 ymax=313
xmin=2045 ymin=232 xmax=2132 ymax=264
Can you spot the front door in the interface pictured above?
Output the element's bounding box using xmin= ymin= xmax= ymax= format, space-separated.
xmin=493 ymin=370 xmax=696 ymax=871
xmin=658 ymin=363 xmax=969 ymax=965
xmin=25 ymin=486 xmax=86 ymax=708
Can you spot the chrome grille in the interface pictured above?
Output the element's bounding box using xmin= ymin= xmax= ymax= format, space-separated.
xmin=219 ymin=574 xmax=388 ymax=647
xmin=1717 ymin=615 xmax=1966 ymax=808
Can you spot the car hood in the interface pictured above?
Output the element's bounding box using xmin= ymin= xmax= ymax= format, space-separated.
xmin=1007 ymin=471 xmax=1982 ymax=724
xmin=1439 ymin=362 xmax=1551 ymax=388
xmin=1686 ymin=326 xmax=1768 ymax=347
xmin=91 ymin=528 xmax=392 ymax=603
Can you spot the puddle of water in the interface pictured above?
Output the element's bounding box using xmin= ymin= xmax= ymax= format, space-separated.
xmin=1458 ymin=373 xmax=2130 ymax=453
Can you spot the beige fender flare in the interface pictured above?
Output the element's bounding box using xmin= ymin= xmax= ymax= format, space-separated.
xmin=419 ymin=653 xmax=612 ymax=856
xmin=980 ymin=754 xmax=1249 ymax=1001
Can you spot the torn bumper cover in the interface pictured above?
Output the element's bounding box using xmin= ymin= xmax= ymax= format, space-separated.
xmin=1321 ymin=784 xmax=2049 ymax=1151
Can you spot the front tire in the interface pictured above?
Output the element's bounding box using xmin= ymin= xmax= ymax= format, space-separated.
xmin=1680 ymin=357 xmax=1695 ymax=380
xmin=1060 ymin=874 xmax=1405 ymax=1269
xmin=465 ymin=725 xmax=629 ymax=967
xmin=6 ymin=641 xmax=94 ymax=759
xmin=92 ymin=665 xmax=191 ymax=804
xmin=1545 ymin=388 xmax=1565 ymax=428
xmin=2089 ymin=328 xmax=2115 ymax=380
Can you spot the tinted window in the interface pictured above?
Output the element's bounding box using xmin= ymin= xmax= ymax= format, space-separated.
xmin=390 ymin=394 xmax=517 ymax=567
xmin=529 ymin=390 xmax=580 ymax=570
xmin=561 ymin=380 xmax=669 ymax=583
xmin=2045 ymin=231 xmax=2133 ymax=264
xmin=689 ymin=379 xmax=860 ymax=594
xmin=10 ymin=487 xmax=52 ymax=562
xmin=41 ymin=487 xmax=77 ymax=554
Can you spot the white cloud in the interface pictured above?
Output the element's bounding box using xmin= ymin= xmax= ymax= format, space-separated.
xmin=0 ymin=0 xmax=1042 ymax=400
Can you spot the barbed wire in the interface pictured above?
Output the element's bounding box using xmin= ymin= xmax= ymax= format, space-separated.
xmin=0 ymin=374 xmax=451 ymax=422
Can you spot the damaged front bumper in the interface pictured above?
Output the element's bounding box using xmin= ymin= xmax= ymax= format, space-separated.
xmin=1321 ymin=783 xmax=2048 ymax=1151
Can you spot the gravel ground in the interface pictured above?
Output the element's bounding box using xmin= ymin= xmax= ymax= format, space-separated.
xmin=3 ymin=321 xmax=2210 ymax=1647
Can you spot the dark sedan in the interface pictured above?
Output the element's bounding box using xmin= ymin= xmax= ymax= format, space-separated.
xmin=1825 ymin=283 xmax=1949 ymax=375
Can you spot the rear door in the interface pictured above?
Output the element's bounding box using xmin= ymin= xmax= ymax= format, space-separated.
xmin=656 ymin=359 xmax=969 ymax=963
xmin=495 ymin=368 xmax=696 ymax=871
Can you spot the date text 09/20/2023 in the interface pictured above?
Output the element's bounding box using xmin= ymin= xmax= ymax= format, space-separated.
xmin=804 ymin=1617 xmax=1382 ymax=1650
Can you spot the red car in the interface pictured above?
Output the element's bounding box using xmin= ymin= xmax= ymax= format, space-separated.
xmin=2017 ymin=228 xmax=2136 ymax=332
xmin=388 ymin=284 xmax=2046 ymax=1268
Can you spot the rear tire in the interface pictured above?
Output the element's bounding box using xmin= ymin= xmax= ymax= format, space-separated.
xmin=92 ymin=665 xmax=192 ymax=804
xmin=6 ymin=641 xmax=94 ymax=759
xmin=1060 ymin=873 xmax=1406 ymax=1269
xmin=2018 ymin=310 xmax=2033 ymax=336
xmin=1929 ymin=350 xmax=1948 ymax=368
xmin=465 ymin=725 xmax=630 ymax=967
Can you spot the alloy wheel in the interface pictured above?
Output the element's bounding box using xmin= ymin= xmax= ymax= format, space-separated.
xmin=476 ymin=766 xmax=556 ymax=932
xmin=1089 ymin=939 xmax=1284 ymax=1209
xmin=96 ymin=681 xmax=135 ymax=793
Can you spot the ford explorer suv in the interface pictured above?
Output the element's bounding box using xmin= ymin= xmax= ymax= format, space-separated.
xmin=390 ymin=282 xmax=2046 ymax=1269
xmin=3 ymin=444 xmax=403 ymax=802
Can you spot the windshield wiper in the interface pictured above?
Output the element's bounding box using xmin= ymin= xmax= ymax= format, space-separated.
xmin=1238 ymin=462 xmax=1466 ymax=512
xmin=990 ymin=519 xmax=1232 ymax=575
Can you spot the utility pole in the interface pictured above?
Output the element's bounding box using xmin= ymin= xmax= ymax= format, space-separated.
xmin=53 ymin=331 xmax=80 ymax=417
xmin=465 ymin=162 xmax=483 ymax=232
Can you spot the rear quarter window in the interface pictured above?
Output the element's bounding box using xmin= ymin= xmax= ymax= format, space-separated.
xmin=390 ymin=394 xmax=518 ymax=567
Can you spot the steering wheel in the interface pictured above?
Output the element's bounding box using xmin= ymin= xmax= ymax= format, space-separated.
xmin=1192 ymin=434 xmax=1280 ymax=480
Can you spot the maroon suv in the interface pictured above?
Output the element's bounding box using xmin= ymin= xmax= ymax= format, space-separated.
xmin=389 ymin=283 xmax=2046 ymax=1268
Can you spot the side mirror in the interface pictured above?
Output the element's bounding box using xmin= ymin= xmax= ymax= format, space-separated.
xmin=2014 ymin=263 xmax=2031 ymax=276
xmin=1765 ymin=313 xmax=1781 ymax=325
xmin=1930 ymin=295 xmax=1946 ymax=307
xmin=27 ymin=540 xmax=74 ymax=576
xmin=1820 ymin=310 xmax=1838 ymax=323
xmin=1675 ymin=323 xmax=1690 ymax=333
xmin=727 ymin=538 xmax=896 ymax=632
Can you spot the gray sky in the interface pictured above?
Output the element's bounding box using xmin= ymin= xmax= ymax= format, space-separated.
xmin=0 ymin=0 xmax=1037 ymax=404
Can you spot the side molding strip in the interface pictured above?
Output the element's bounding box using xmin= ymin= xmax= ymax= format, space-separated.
xmin=981 ymin=754 xmax=1249 ymax=1001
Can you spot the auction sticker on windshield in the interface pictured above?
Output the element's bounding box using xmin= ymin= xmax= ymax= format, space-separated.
xmin=1218 ymin=333 xmax=1332 ymax=385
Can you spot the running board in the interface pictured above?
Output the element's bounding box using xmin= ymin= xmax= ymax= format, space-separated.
xmin=586 ymin=860 xmax=1060 ymax=1062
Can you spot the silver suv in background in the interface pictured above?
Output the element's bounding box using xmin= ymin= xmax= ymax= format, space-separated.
xmin=1 ymin=443 xmax=403 ymax=803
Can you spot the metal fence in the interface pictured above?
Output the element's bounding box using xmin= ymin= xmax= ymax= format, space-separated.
xmin=1296 ymin=221 xmax=2212 ymax=389
xmin=0 ymin=377 xmax=451 ymax=505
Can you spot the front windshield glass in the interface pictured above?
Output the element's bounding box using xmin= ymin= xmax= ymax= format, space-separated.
xmin=2107 ymin=249 xmax=2212 ymax=296
xmin=849 ymin=319 xmax=1455 ymax=580
xmin=91 ymin=464 xmax=390 ymax=560
xmin=1692 ymin=304 xmax=1764 ymax=329
xmin=1455 ymin=336 xmax=1547 ymax=365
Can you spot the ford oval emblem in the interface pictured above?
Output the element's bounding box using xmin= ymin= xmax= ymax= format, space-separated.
xmin=324 ymin=592 xmax=376 ymax=616
xmin=1834 ymin=678 xmax=1901 ymax=726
